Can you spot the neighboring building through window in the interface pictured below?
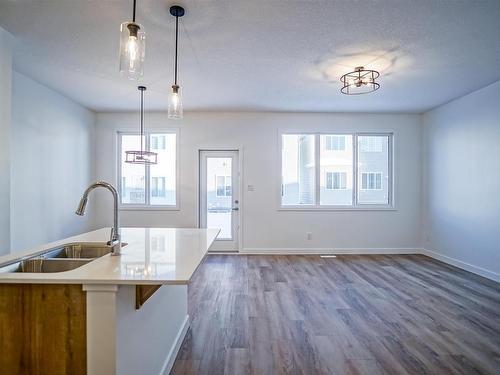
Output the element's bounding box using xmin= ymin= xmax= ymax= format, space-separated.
xmin=151 ymin=177 xmax=166 ymax=197
xmin=326 ymin=172 xmax=347 ymax=190
xmin=281 ymin=134 xmax=315 ymax=205
xmin=359 ymin=136 xmax=383 ymax=152
xmin=281 ymin=133 xmax=392 ymax=207
xmin=361 ymin=172 xmax=382 ymax=190
xmin=151 ymin=135 xmax=166 ymax=150
xmin=325 ymin=135 xmax=346 ymax=151
xmin=119 ymin=131 xmax=177 ymax=207
xmin=216 ymin=175 xmax=231 ymax=197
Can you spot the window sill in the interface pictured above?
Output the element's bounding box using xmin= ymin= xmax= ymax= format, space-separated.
xmin=277 ymin=206 xmax=397 ymax=212
xmin=119 ymin=205 xmax=180 ymax=211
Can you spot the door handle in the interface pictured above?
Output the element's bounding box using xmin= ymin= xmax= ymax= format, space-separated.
xmin=232 ymin=207 xmax=239 ymax=211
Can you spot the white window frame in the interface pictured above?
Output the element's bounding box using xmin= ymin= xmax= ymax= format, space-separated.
xmin=117 ymin=129 xmax=180 ymax=210
xmin=278 ymin=131 xmax=394 ymax=211
xmin=325 ymin=171 xmax=347 ymax=190
xmin=215 ymin=175 xmax=232 ymax=197
xmin=360 ymin=172 xmax=383 ymax=190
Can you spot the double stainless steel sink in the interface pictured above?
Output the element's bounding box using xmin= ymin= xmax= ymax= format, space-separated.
xmin=0 ymin=243 xmax=125 ymax=273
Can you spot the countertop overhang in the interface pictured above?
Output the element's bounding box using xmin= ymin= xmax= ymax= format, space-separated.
xmin=0 ymin=227 xmax=219 ymax=285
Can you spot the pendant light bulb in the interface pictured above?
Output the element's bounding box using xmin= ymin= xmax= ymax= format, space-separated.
xmin=168 ymin=5 xmax=185 ymax=120
xmin=119 ymin=0 xmax=145 ymax=80
xmin=168 ymin=85 xmax=183 ymax=119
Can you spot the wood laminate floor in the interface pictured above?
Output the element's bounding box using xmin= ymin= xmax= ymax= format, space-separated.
xmin=171 ymin=255 xmax=500 ymax=375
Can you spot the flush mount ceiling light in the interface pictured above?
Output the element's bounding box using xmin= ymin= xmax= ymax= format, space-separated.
xmin=119 ymin=0 xmax=146 ymax=80
xmin=340 ymin=66 xmax=380 ymax=95
xmin=125 ymin=86 xmax=158 ymax=164
xmin=168 ymin=5 xmax=185 ymax=120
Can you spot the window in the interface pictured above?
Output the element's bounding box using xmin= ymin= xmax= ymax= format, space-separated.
xmin=216 ymin=175 xmax=232 ymax=197
xmin=281 ymin=134 xmax=315 ymax=205
xmin=325 ymin=135 xmax=346 ymax=151
xmin=151 ymin=135 xmax=166 ymax=150
xmin=359 ymin=136 xmax=383 ymax=152
xmin=357 ymin=135 xmax=390 ymax=204
xmin=119 ymin=131 xmax=177 ymax=207
xmin=280 ymin=133 xmax=392 ymax=208
xmin=151 ymin=177 xmax=166 ymax=197
xmin=320 ymin=135 xmax=353 ymax=205
xmin=361 ymin=172 xmax=382 ymax=190
xmin=326 ymin=172 xmax=347 ymax=190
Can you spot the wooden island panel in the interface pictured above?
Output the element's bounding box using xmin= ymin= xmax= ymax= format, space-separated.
xmin=0 ymin=284 xmax=86 ymax=375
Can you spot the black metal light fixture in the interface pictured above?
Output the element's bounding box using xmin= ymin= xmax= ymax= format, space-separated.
xmin=340 ymin=67 xmax=380 ymax=95
xmin=168 ymin=5 xmax=185 ymax=119
xmin=125 ymin=86 xmax=158 ymax=164
xmin=119 ymin=0 xmax=146 ymax=80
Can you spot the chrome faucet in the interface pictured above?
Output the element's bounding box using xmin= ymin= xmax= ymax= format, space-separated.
xmin=75 ymin=181 xmax=122 ymax=256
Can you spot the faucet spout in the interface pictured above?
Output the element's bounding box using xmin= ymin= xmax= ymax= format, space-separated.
xmin=75 ymin=196 xmax=88 ymax=216
xmin=75 ymin=181 xmax=121 ymax=255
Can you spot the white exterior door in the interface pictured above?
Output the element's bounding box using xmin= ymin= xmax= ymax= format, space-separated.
xmin=199 ymin=150 xmax=240 ymax=251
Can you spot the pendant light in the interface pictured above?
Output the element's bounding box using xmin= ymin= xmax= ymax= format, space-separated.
xmin=119 ymin=0 xmax=146 ymax=80
xmin=168 ymin=5 xmax=185 ymax=119
xmin=340 ymin=67 xmax=380 ymax=95
xmin=125 ymin=86 xmax=158 ymax=164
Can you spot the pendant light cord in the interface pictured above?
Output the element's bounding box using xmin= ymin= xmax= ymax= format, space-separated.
xmin=140 ymin=88 xmax=144 ymax=153
xmin=174 ymin=15 xmax=179 ymax=85
xmin=132 ymin=0 xmax=137 ymax=23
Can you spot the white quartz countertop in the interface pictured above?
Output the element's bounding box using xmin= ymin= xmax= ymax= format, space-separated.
xmin=0 ymin=227 xmax=219 ymax=285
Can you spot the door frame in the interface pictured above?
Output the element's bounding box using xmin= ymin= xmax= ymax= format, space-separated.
xmin=197 ymin=147 xmax=243 ymax=252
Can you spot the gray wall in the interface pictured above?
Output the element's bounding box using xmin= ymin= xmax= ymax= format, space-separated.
xmin=422 ymin=80 xmax=500 ymax=281
xmin=0 ymin=27 xmax=12 ymax=255
xmin=94 ymin=112 xmax=422 ymax=252
xmin=10 ymin=72 xmax=97 ymax=252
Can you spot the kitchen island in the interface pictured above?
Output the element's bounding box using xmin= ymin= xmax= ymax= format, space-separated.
xmin=0 ymin=227 xmax=219 ymax=375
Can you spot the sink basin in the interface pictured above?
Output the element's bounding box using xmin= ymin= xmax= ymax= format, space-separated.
xmin=17 ymin=258 xmax=92 ymax=273
xmin=0 ymin=242 xmax=128 ymax=274
xmin=47 ymin=243 xmax=113 ymax=259
xmin=46 ymin=242 xmax=128 ymax=259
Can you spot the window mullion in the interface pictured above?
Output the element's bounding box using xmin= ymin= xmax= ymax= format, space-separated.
xmin=315 ymin=134 xmax=320 ymax=206
xmin=145 ymin=132 xmax=150 ymax=206
xmin=117 ymin=133 xmax=123 ymax=205
xmin=353 ymin=133 xmax=358 ymax=207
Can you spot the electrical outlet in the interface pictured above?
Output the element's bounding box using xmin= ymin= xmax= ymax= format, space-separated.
xmin=307 ymin=232 xmax=312 ymax=240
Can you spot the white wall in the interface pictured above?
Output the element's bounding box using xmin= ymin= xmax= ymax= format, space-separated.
xmin=95 ymin=112 xmax=422 ymax=252
xmin=0 ymin=27 xmax=13 ymax=255
xmin=422 ymin=80 xmax=500 ymax=281
xmin=10 ymin=72 xmax=97 ymax=252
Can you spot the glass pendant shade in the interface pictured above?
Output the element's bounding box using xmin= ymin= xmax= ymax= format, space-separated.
xmin=168 ymin=85 xmax=183 ymax=119
xmin=119 ymin=22 xmax=145 ymax=80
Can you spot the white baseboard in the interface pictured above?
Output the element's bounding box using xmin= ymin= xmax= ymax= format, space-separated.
xmin=160 ymin=315 xmax=190 ymax=375
xmin=421 ymin=248 xmax=500 ymax=282
xmin=240 ymin=247 xmax=420 ymax=255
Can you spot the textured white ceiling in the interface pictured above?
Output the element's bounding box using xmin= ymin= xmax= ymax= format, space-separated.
xmin=0 ymin=0 xmax=499 ymax=113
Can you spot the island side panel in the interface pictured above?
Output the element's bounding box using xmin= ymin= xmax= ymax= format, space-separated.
xmin=116 ymin=284 xmax=189 ymax=375
xmin=83 ymin=284 xmax=118 ymax=375
xmin=0 ymin=283 xmax=86 ymax=375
